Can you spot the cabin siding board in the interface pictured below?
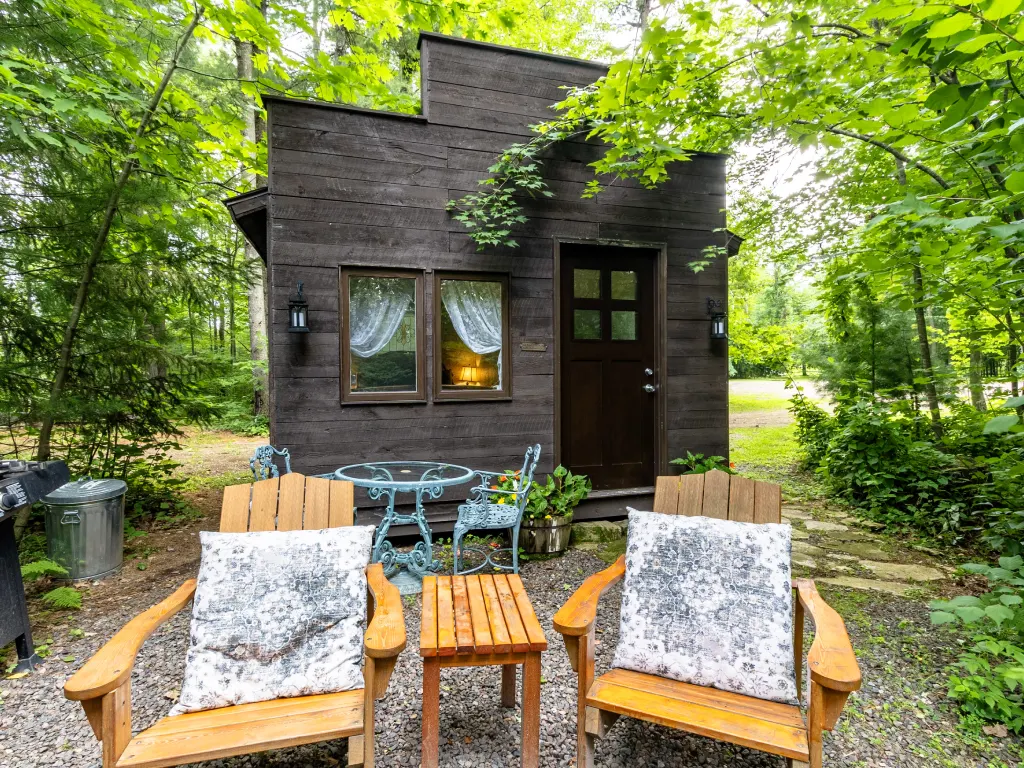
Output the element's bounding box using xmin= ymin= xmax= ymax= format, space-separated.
xmin=258 ymin=34 xmax=729 ymax=519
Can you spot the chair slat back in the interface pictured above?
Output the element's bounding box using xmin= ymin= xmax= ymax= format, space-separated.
xmin=219 ymin=473 xmax=356 ymax=532
xmin=652 ymin=469 xmax=781 ymax=524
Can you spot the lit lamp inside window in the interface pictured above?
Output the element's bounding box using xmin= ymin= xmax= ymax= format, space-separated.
xmin=458 ymin=366 xmax=482 ymax=386
xmin=289 ymin=281 xmax=310 ymax=334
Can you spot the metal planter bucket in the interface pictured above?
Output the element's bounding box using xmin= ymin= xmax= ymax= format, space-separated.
xmin=520 ymin=515 xmax=571 ymax=554
xmin=43 ymin=478 xmax=126 ymax=582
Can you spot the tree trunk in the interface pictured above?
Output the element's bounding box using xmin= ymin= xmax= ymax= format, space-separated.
xmin=912 ymin=263 xmax=943 ymax=439
xmin=969 ymin=329 xmax=987 ymax=412
xmin=24 ymin=10 xmax=202 ymax=540
xmin=235 ymin=16 xmax=269 ymax=418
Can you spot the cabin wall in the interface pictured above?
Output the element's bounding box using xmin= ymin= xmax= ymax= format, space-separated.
xmin=264 ymin=34 xmax=728 ymax=521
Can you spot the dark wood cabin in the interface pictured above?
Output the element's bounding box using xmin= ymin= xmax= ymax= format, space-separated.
xmin=226 ymin=32 xmax=734 ymax=532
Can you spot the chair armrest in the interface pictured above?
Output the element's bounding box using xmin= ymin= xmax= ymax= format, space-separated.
xmin=794 ymin=578 xmax=862 ymax=692
xmin=553 ymin=555 xmax=625 ymax=637
xmin=364 ymin=563 xmax=406 ymax=659
xmin=64 ymin=579 xmax=197 ymax=702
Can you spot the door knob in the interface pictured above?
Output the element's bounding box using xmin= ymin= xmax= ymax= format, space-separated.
xmin=643 ymin=383 xmax=656 ymax=393
xmin=644 ymin=368 xmax=654 ymax=376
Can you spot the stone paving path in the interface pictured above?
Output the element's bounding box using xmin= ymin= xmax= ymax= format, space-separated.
xmin=781 ymin=504 xmax=951 ymax=596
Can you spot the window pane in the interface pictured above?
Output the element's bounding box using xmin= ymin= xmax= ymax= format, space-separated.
xmin=574 ymin=309 xmax=601 ymax=340
xmin=611 ymin=311 xmax=637 ymax=340
xmin=611 ymin=271 xmax=637 ymax=300
xmin=349 ymin=276 xmax=417 ymax=393
xmin=440 ymin=279 xmax=504 ymax=392
xmin=573 ymin=269 xmax=601 ymax=299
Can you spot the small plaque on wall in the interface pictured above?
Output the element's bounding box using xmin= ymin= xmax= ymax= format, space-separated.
xmin=520 ymin=342 xmax=548 ymax=352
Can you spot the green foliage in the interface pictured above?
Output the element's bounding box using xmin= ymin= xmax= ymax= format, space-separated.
xmin=524 ymin=465 xmax=591 ymax=521
xmin=20 ymin=559 xmax=68 ymax=582
xmin=932 ymin=557 xmax=1024 ymax=732
xmin=789 ymin=394 xmax=835 ymax=467
xmin=670 ymin=452 xmax=734 ymax=475
xmin=41 ymin=586 xmax=82 ymax=610
xmin=791 ymin=394 xmax=1024 ymax=543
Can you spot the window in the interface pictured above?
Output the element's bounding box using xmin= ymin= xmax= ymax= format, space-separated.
xmin=340 ymin=270 xmax=425 ymax=402
xmin=433 ymin=273 xmax=511 ymax=400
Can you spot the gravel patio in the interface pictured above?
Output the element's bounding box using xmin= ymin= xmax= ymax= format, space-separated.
xmin=3 ymin=535 xmax=1020 ymax=768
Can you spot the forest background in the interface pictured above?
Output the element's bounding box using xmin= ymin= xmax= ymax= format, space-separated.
xmin=5 ymin=0 xmax=1024 ymax=734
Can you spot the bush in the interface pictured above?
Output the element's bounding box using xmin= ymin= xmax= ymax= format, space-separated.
xmin=932 ymin=557 xmax=1024 ymax=732
xmin=789 ymin=393 xmax=834 ymax=467
xmin=789 ymin=393 xmax=1024 ymax=541
xmin=670 ymin=452 xmax=734 ymax=474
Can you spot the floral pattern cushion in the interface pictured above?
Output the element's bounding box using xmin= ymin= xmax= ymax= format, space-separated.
xmin=170 ymin=525 xmax=375 ymax=715
xmin=612 ymin=508 xmax=797 ymax=705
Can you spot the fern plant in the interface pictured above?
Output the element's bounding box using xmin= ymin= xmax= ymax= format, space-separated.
xmin=20 ymin=558 xmax=68 ymax=582
xmin=41 ymin=586 xmax=82 ymax=610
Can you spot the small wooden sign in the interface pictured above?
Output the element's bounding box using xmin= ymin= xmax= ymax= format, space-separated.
xmin=520 ymin=341 xmax=548 ymax=352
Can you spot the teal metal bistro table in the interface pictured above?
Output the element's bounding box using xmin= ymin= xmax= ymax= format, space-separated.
xmin=333 ymin=461 xmax=475 ymax=594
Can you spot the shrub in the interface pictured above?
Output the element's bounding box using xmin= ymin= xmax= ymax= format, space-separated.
xmin=669 ymin=452 xmax=734 ymax=474
xmin=932 ymin=557 xmax=1024 ymax=732
xmin=789 ymin=394 xmax=834 ymax=467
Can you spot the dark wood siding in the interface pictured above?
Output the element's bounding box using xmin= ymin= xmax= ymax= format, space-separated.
xmin=263 ymin=33 xmax=728 ymax=522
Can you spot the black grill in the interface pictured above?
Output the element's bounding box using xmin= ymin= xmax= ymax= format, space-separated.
xmin=0 ymin=459 xmax=70 ymax=672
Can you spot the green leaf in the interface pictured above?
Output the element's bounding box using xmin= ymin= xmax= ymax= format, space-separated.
xmin=930 ymin=610 xmax=958 ymax=625
xmin=927 ymin=13 xmax=975 ymax=37
xmin=1003 ymin=396 xmax=1024 ymax=408
xmin=955 ymin=33 xmax=1003 ymax=53
xmin=1006 ymin=171 xmax=1024 ymax=194
xmin=999 ymin=555 xmax=1024 ymax=570
xmin=985 ymin=0 xmax=1022 ymax=20
xmin=983 ymin=414 xmax=1020 ymax=433
xmin=985 ymin=604 xmax=1016 ymax=625
xmin=954 ymin=606 xmax=987 ymax=623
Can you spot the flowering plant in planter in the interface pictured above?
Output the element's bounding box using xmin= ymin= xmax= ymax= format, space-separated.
xmin=524 ymin=465 xmax=591 ymax=523
xmin=489 ymin=470 xmax=523 ymax=505
xmin=518 ymin=465 xmax=590 ymax=556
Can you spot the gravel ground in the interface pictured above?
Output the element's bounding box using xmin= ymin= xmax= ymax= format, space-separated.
xmin=2 ymin=549 xmax=1020 ymax=768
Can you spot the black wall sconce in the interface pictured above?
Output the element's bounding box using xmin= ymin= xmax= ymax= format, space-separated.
xmin=288 ymin=281 xmax=310 ymax=333
xmin=706 ymin=297 xmax=727 ymax=339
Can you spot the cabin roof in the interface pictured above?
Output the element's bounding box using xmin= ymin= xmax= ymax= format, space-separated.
xmin=224 ymin=187 xmax=268 ymax=261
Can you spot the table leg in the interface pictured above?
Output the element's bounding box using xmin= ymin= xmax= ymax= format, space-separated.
xmin=408 ymin=488 xmax=440 ymax=576
xmin=370 ymin=489 xmax=400 ymax=576
xmin=501 ymin=664 xmax=517 ymax=708
xmin=522 ymin=653 xmax=541 ymax=768
xmin=421 ymin=657 xmax=440 ymax=768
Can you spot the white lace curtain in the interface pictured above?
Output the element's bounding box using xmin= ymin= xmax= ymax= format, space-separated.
xmin=441 ymin=279 xmax=503 ymax=387
xmin=349 ymin=277 xmax=414 ymax=358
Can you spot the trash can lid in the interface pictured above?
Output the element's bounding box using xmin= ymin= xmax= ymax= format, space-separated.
xmin=42 ymin=477 xmax=127 ymax=504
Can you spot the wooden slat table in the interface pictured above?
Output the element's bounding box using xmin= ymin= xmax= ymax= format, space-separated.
xmin=420 ymin=574 xmax=547 ymax=768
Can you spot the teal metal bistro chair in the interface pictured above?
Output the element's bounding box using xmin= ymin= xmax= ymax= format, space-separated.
xmin=250 ymin=444 xmax=292 ymax=480
xmin=453 ymin=444 xmax=541 ymax=575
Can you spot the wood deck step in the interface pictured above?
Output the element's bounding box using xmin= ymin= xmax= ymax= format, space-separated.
xmin=586 ymin=669 xmax=809 ymax=761
xmin=117 ymin=690 xmax=364 ymax=768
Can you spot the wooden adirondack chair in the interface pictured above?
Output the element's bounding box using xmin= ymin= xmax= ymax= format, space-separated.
xmin=63 ymin=473 xmax=406 ymax=768
xmin=553 ymin=469 xmax=861 ymax=768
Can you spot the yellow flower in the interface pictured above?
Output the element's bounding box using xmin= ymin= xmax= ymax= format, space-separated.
xmin=544 ymin=514 xmax=552 ymax=519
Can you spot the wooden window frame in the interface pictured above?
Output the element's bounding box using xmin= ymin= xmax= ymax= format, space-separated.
xmin=432 ymin=271 xmax=512 ymax=402
xmin=339 ymin=268 xmax=426 ymax=404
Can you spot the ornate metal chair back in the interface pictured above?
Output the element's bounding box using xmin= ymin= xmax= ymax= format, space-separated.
xmin=513 ymin=442 xmax=543 ymax=516
xmin=250 ymin=444 xmax=292 ymax=480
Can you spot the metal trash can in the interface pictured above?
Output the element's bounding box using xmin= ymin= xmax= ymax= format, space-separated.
xmin=42 ymin=478 xmax=126 ymax=581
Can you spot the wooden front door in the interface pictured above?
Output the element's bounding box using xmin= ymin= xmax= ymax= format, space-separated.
xmin=560 ymin=244 xmax=658 ymax=490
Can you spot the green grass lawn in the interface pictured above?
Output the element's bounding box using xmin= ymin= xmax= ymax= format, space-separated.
xmin=728 ymin=393 xmax=793 ymax=414
xmin=730 ymin=424 xmax=800 ymax=470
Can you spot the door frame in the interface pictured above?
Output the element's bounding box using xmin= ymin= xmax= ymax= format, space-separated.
xmin=552 ymin=238 xmax=669 ymax=487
